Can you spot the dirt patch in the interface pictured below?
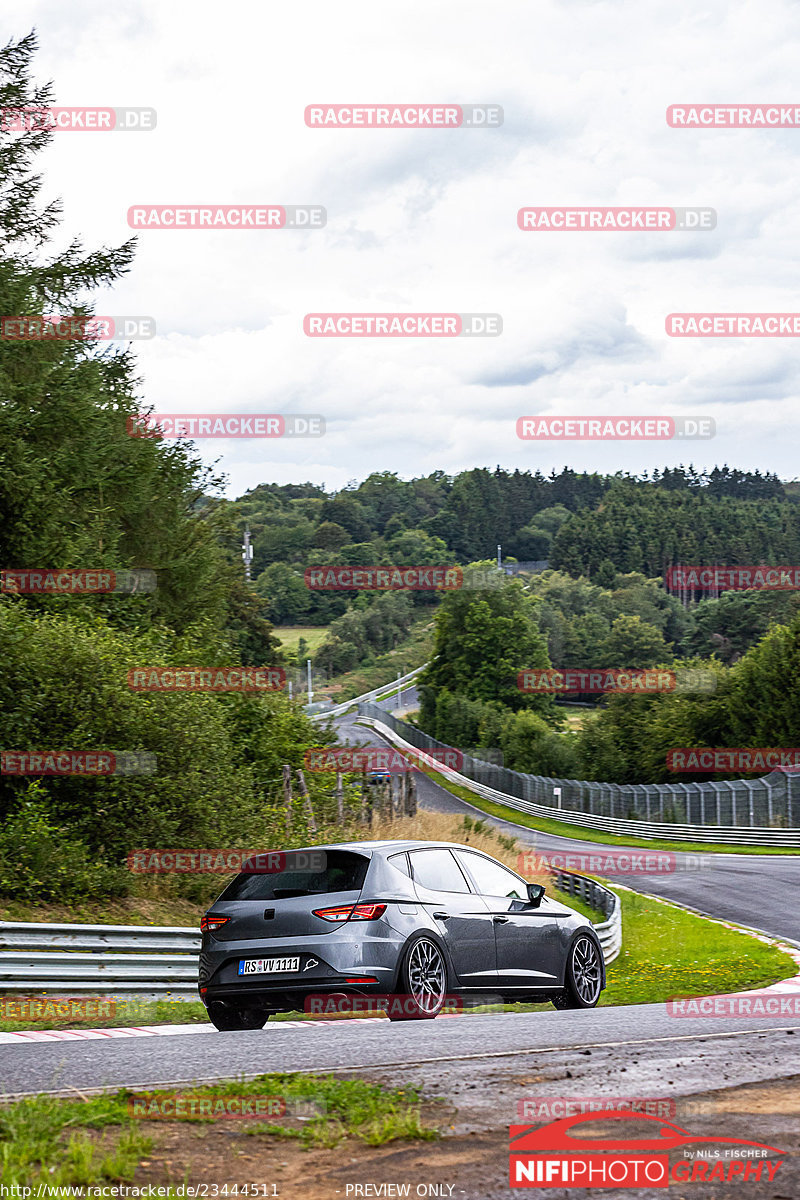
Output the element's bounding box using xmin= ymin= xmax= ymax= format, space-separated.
xmin=129 ymin=1121 xmax=507 ymax=1200
xmin=103 ymin=1075 xmax=800 ymax=1200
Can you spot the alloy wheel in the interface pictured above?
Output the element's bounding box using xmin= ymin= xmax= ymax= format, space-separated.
xmin=407 ymin=937 xmax=447 ymax=1014
xmin=572 ymin=935 xmax=602 ymax=1004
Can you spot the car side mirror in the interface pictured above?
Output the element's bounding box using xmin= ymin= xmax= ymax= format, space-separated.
xmin=526 ymin=883 xmax=545 ymax=907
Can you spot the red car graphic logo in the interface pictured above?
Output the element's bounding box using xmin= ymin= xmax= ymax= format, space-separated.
xmin=510 ymin=1109 xmax=784 ymax=1155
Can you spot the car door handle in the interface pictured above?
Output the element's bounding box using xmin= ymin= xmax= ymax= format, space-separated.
xmin=492 ymin=915 xmax=510 ymax=924
xmin=433 ymin=911 xmax=451 ymax=921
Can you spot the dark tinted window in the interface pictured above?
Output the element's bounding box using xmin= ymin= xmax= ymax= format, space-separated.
xmin=388 ymin=852 xmax=411 ymax=877
xmin=455 ymin=851 xmax=525 ymax=899
xmin=409 ymin=848 xmax=471 ymax=893
xmin=218 ymin=850 xmax=369 ymax=901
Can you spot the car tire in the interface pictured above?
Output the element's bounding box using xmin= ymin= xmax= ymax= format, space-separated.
xmin=388 ymin=935 xmax=448 ymax=1021
xmin=206 ymin=1002 xmax=271 ymax=1031
xmin=551 ymin=933 xmax=603 ymax=1010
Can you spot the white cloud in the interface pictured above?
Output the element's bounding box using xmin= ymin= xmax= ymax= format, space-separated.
xmin=14 ymin=0 xmax=800 ymax=492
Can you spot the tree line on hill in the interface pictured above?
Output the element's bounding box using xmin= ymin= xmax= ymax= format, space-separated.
xmin=416 ymin=571 xmax=800 ymax=789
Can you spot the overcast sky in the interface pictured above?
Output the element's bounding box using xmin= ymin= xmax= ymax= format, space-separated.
xmin=15 ymin=0 xmax=800 ymax=496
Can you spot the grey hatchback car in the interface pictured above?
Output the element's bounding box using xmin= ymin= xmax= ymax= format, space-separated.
xmin=198 ymin=840 xmax=605 ymax=1030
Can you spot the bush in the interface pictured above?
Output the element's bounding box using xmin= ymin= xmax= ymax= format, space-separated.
xmin=0 ymin=604 xmax=329 ymax=865
xmin=0 ymin=784 xmax=129 ymax=901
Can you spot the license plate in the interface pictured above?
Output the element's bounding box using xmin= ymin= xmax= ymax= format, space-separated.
xmin=238 ymin=956 xmax=300 ymax=976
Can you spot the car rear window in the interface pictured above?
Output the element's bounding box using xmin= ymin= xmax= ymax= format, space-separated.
xmin=218 ymin=850 xmax=369 ymax=901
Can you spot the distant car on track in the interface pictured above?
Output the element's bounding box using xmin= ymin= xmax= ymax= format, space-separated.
xmin=198 ymin=839 xmax=604 ymax=1031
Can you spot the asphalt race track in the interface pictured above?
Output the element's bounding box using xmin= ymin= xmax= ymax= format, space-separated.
xmin=336 ymin=702 xmax=800 ymax=947
xmin=3 ymin=1004 xmax=800 ymax=1098
xmin=3 ymin=699 xmax=800 ymax=1103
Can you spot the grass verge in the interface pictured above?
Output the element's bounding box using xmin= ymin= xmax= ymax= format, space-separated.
xmin=601 ymin=887 xmax=796 ymax=1006
xmin=0 ymin=1075 xmax=438 ymax=1185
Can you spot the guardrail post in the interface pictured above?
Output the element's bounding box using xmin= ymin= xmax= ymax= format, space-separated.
xmin=336 ymin=771 xmax=344 ymax=823
xmin=283 ymin=764 xmax=293 ymax=836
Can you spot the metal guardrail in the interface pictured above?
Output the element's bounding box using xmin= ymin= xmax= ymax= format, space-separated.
xmin=359 ymin=707 xmax=800 ymax=846
xmin=0 ymin=870 xmax=619 ymax=996
xmin=553 ymin=870 xmax=621 ymax=964
xmin=310 ymin=665 xmax=425 ymax=721
xmin=0 ymin=922 xmax=201 ymax=998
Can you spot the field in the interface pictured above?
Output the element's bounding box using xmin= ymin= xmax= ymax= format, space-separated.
xmin=272 ymin=626 xmax=330 ymax=656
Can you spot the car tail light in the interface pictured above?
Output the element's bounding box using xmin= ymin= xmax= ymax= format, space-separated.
xmin=313 ymin=902 xmax=387 ymax=922
xmin=200 ymin=914 xmax=230 ymax=933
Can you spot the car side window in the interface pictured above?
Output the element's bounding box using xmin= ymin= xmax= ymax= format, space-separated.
xmin=409 ymin=848 xmax=471 ymax=893
xmin=388 ymin=851 xmax=411 ymax=877
xmin=455 ymin=851 xmax=525 ymax=899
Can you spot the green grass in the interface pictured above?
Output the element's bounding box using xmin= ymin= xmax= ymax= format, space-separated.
xmin=0 ymin=1075 xmax=438 ymax=1183
xmin=0 ymin=997 xmax=211 ymax=1033
xmin=553 ymin=889 xmax=605 ymax=923
xmin=0 ymin=1092 xmax=152 ymax=1187
xmin=272 ymin=625 xmax=330 ymax=656
xmin=417 ymin=770 xmax=800 ymax=855
xmin=601 ymin=887 xmax=795 ymax=1006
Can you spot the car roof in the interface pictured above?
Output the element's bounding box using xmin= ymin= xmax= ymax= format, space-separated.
xmin=285 ymin=839 xmax=500 ymax=855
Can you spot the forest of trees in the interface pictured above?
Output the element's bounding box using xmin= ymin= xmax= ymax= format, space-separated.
xmin=0 ymin=34 xmax=325 ymax=902
xmin=415 ymin=568 xmax=800 ymax=786
xmin=232 ymin=466 xmax=795 ymax=623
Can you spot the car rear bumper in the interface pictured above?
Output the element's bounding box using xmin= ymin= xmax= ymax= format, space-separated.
xmin=199 ymin=926 xmax=406 ymax=1004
